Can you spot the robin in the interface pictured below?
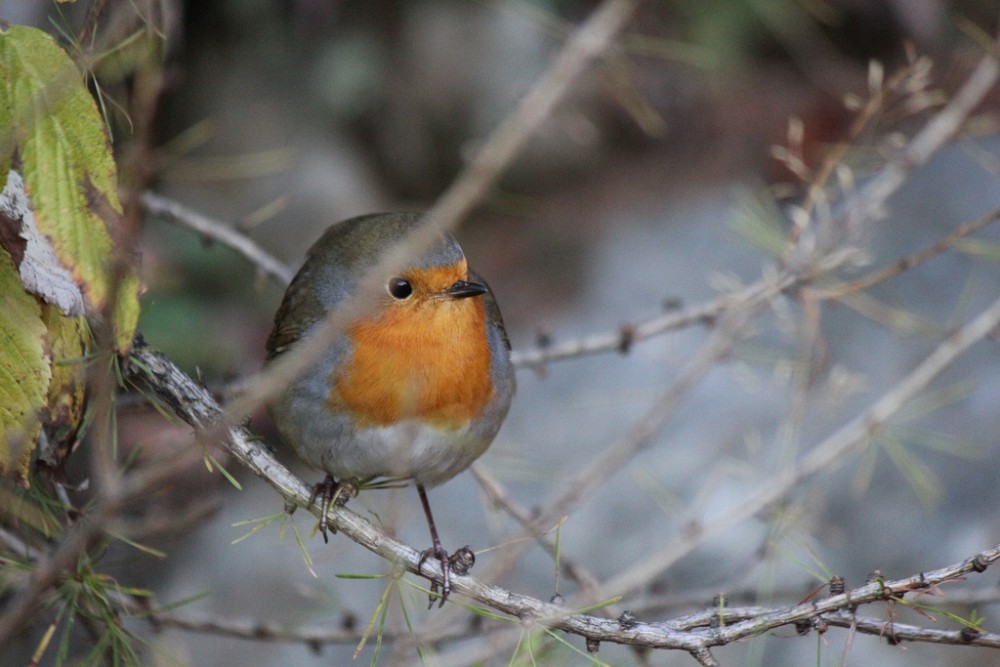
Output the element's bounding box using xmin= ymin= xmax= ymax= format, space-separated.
xmin=266 ymin=212 xmax=515 ymax=606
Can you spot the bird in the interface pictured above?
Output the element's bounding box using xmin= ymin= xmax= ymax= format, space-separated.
xmin=266 ymin=212 xmax=515 ymax=606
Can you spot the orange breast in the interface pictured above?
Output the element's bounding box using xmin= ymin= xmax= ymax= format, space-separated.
xmin=330 ymin=295 xmax=495 ymax=429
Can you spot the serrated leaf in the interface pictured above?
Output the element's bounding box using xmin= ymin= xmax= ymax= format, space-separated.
xmin=0 ymin=244 xmax=49 ymax=486
xmin=0 ymin=25 xmax=139 ymax=351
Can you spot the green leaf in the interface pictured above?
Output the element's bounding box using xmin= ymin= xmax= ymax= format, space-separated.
xmin=230 ymin=511 xmax=285 ymax=544
xmin=0 ymin=25 xmax=140 ymax=351
xmin=205 ymin=453 xmax=242 ymax=490
xmin=0 ymin=244 xmax=49 ymax=485
xmin=105 ymin=529 xmax=167 ymax=559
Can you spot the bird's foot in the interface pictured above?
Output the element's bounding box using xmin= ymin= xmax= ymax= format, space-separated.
xmin=308 ymin=475 xmax=356 ymax=543
xmin=418 ymin=545 xmax=475 ymax=608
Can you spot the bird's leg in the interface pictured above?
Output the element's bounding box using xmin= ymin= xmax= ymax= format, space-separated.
xmin=308 ymin=475 xmax=355 ymax=543
xmin=416 ymin=483 xmax=475 ymax=608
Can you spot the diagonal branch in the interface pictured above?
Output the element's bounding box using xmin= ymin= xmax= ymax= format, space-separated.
xmin=222 ymin=0 xmax=644 ymax=427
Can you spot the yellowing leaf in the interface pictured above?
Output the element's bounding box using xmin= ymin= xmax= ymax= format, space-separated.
xmin=0 ymin=244 xmax=49 ymax=486
xmin=0 ymin=25 xmax=139 ymax=351
xmin=38 ymin=304 xmax=88 ymax=474
xmin=114 ymin=272 xmax=141 ymax=351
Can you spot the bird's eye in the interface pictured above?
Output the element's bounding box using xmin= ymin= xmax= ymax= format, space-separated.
xmin=387 ymin=278 xmax=413 ymax=299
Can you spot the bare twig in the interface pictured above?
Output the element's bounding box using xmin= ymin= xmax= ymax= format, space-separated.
xmin=808 ymin=204 xmax=1000 ymax=300
xmin=141 ymin=192 xmax=296 ymax=286
xmin=511 ymin=295 xmax=729 ymax=368
xmin=840 ymin=616 xmax=858 ymax=667
xmin=136 ymin=609 xmax=471 ymax=646
xmin=825 ymin=611 xmax=1000 ymax=648
xmin=484 ymin=37 xmax=1000 ymax=626
xmin=631 ymin=579 xmax=1000 ymax=620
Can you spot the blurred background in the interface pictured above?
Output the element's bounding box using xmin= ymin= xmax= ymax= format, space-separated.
xmin=4 ymin=0 xmax=1000 ymax=665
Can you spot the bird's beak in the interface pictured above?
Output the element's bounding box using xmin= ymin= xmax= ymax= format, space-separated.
xmin=445 ymin=279 xmax=489 ymax=299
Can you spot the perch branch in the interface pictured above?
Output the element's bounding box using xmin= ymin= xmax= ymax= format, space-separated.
xmin=124 ymin=343 xmax=1000 ymax=655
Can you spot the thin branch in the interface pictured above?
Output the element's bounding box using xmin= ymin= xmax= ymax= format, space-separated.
xmin=808 ymin=204 xmax=1000 ymax=300
xmin=76 ymin=0 xmax=110 ymax=49
xmin=688 ymin=546 xmax=1000 ymax=646
xmin=630 ymin=580 xmax=1000 ymax=621
xmin=790 ymin=55 xmax=931 ymax=242
xmin=840 ymin=616 xmax=858 ymax=667
xmin=511 ymin=295 xmax=730 ymax=368
xmin=137 ymin=609 xmax=472 ymax=646
xmin=824 ymin=611 xmax=1000 ymax=648
xmin=513 ymin=198 xmax=1000 ymax=369
xmin=0 ymin=526 xmax=29 ymax=557
xmin=141 ymin=192 xmax=296 ymax=286
xmin=416 ymin=0 xmax=641 ymax=238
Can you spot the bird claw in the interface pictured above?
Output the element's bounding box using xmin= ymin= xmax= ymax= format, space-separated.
xmin=418 ymin=545 xmax=475 ymax=608
xmin=419 ymin=546 xmax=450 ymax=608
xmin=308 ymin=476 xmax=356 ymax=542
